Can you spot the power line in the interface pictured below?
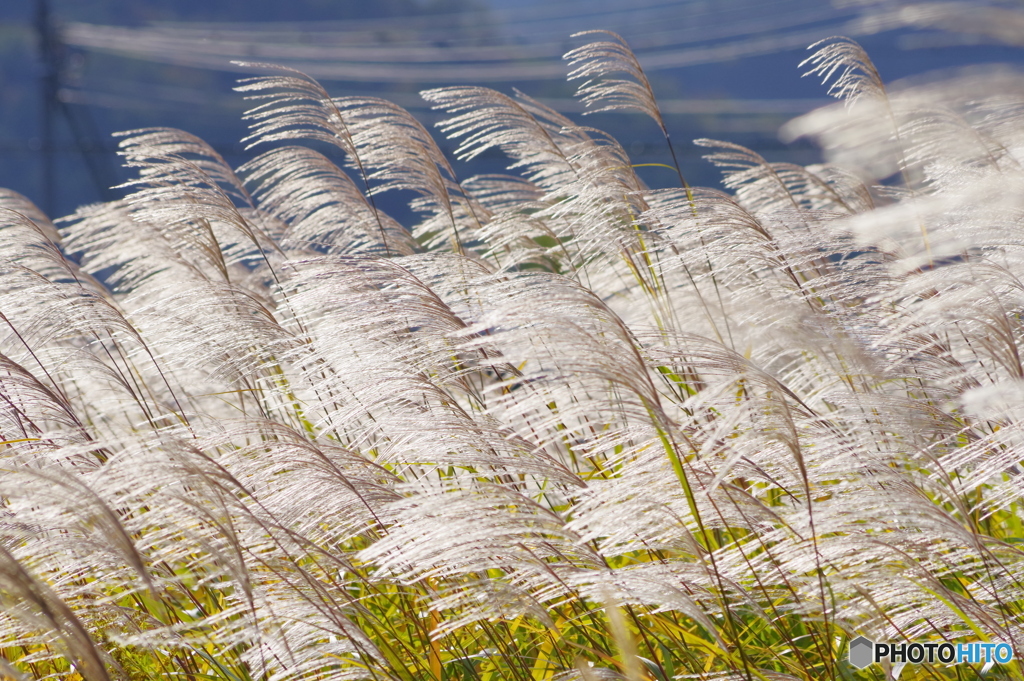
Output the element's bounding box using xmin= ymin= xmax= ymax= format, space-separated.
xmin=59 ymin=84 xmax=826 ymax=116
xmin=62 ymin=18 xmax=860 ymax=83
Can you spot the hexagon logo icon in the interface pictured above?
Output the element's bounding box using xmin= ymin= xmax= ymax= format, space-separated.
xmin=849 ymin=636 xmax=874 ymax=669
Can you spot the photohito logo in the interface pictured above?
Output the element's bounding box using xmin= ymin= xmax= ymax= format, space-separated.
xmin=848 ymin=636 xmax=1015 ymax=669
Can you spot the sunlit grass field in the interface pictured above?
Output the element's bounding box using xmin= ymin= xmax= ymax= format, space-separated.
xmin=0 ymin=29 xmax=1022 ymax=681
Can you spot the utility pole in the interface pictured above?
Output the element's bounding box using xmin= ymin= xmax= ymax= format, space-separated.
xmin=35 ymin=0 xmax=118 ymax=218
xmin=36 ymin=0 xmax=57 ymax=216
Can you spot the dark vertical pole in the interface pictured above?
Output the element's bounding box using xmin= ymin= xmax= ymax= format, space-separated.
xmin=59 ymin=99 xmax=117 ymax=201
xmin=36 ymin=0 xmax=57 ymax=217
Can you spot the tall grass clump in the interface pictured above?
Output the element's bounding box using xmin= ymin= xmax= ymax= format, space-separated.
xmin=1 ymin=27 xmax=1023 ymax=681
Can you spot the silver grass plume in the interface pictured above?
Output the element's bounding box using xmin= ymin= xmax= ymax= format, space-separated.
xmin=1 ymin=25 xmax=1024 ymax=681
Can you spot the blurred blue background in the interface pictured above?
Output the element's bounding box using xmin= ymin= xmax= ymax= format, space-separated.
xmin=1 ymin=0 xmax=1020 ymax=221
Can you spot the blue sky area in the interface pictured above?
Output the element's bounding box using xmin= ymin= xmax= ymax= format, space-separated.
xmin=2 ymin=0 xmax=1022 ymax=219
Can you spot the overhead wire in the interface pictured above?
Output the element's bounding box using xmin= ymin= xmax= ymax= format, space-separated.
xmin=63 ymin=3 xmax=854 ymax=64
xmin=53 ymin=0 xmax=868 ymax=115
xmin=60 ymin=0 xmax=862 ymax=81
